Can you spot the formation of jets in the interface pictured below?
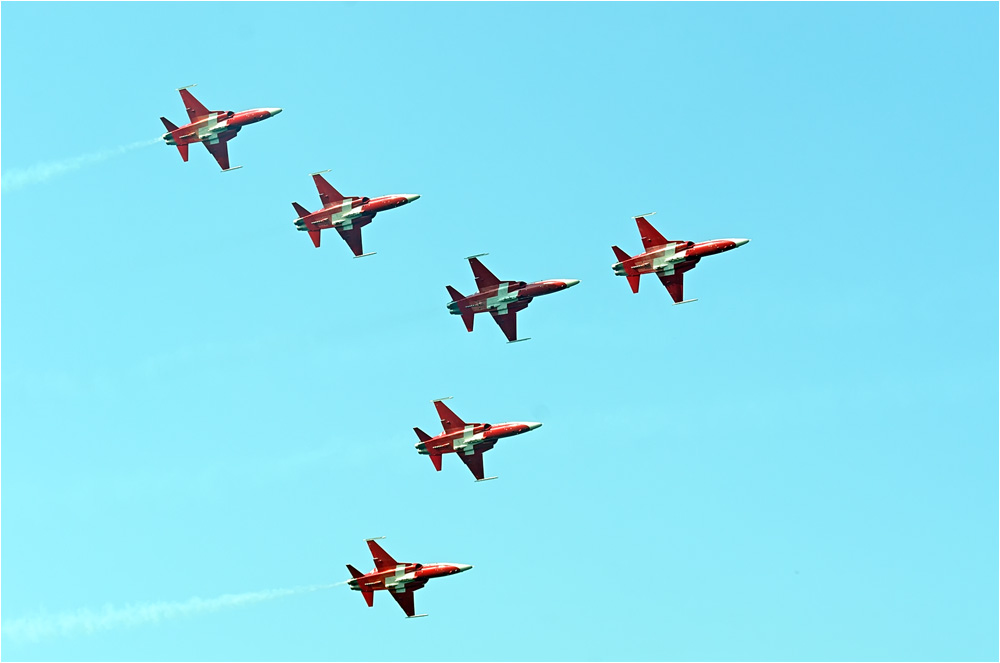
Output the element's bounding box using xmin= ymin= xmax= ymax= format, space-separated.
xmin=158 ymin=86 xmax=751 ymax=619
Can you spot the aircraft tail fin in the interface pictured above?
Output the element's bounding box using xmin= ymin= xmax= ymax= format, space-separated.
xmin=413 ymin=427 xmax=432 ymax=442
xmin=176 ymin=143 xmax=189 ymax=162
xmin=308 ymin=230 xmax=321 ymax=248
xmin=613 ymin=246 xmax=640 ymax=293
xmin=446 ymin=286 xmax=474 ymax=332
xmin=292 ymin=202 xmax=311 ymax=219
xmin=430 ymin=454 xmax=443 ymax=471
xmin=346 ymin=564 xmax=364 ymax=579
xmin=160 ymin=116 xmax=179 ymax=132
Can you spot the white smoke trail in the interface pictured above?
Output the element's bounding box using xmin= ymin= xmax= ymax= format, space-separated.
xmin=1 ymin=137 xmax=161 ymax=193
xmin=1 ymin=582 xmax=343 ymax=644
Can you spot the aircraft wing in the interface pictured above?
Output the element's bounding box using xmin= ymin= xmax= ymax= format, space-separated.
xmin=313 ymin=174 xmax=346 ymax=207
xmin=367 ymin=539 xmax=398 ymax=571
xmin=657 ymin=272 xmax=685 ymax=304
xmin=336 ymin=225 xmax=364 ymax=256
xmin=203 ymin=140 xmax=231 ymax=171
xmin=179 ymin=88 xmax=211 ymax=122
xmin=434 ymin=400 xmax=466 ymax=433
xmin=489 ymin=301 xmax=528 ymax=342
xmin=457 ymin=449 xmax=487 ymax=481
xmin=636 ymin=216 xmax=669 ymax=251
xmin=389 ymin=589 xmax=417 ymax=617
xmin=468 ymin=257 xmax=500 ymax=292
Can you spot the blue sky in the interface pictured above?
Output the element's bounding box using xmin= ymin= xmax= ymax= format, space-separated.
xmin=1 ymin=2 xmax=997 ymax=661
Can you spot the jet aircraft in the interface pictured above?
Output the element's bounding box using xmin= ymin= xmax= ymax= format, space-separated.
xmin=413 ymin=398 xmax=541 ymax=482
xmin=346 ymin=538 xmax=472 ymax=618
xmin=160 ymin=85 xmax=281 ymax=171
xmin=611 ymin=214 xmax=749 ymax=304
xmin=291 ymin=171 xmax=419 ymax=255
xmin=446 ymin=255 xmax=579 ymax=342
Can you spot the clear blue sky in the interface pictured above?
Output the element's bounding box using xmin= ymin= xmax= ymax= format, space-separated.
xmin=2 ymin=2 xmax=997 ymax=661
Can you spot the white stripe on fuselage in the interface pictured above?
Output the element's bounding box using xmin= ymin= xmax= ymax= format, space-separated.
xmin=486 ymin=283 xmax=519 ymax=315
xmin=453 ymin=425 xmax=480 ymax=456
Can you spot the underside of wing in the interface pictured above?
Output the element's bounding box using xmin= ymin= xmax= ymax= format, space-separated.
xmin=489 ymin=301 xmax=527 ymax=342
xmin=468 ymin=257 xmax=500 ymax=292
xmin=457 ymin=450 xmax=486 ymax=481
xmin=336 ymin=225 xmax=365 ymax=256
xmin=314 ymin=173 xmax=346 ymax=207
xmin=636 ymin=216 xmax=669 ymax=251
xmin=203 ymin=140 xmax=230 ymax=171
xmin=179 ymin=88 xmax=211 ymax=122
xmin=389 ymin=589 xmax=417 ymax=617
xmin=434 ymin=400 xmax=466 ymax=433
xmin=657 ymin=272 xmax=685 ymax=304
xmin=367 ymin=540 xmax=398 ymax=571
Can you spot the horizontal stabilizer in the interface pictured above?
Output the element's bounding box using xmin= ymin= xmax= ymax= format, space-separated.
xmin=308 ymin=229 xmax=321 ymax=248
xmin=160 ymin=116 xmax=179 ymax=132
xmin=612 ymin=245 xmax=631 ymax=263
xmin=446 ymin=285 xmax=465 ymax=303
xmin=292 ymin=202 xmax=312 ymax=219
xmin=176 ymin=143 xmax=189 ymax=162
xmin=627 ymin=274 xmax=640 ymax=294
xmin=430 ymin=454 xmax=443 ymax=471
xmin=346 ymin=564 xmax=364 ymax=579
xmin=413 ymin=427 xmax=432 ymax=442
xmin=362 ymin=590 xmax=374 ymax=607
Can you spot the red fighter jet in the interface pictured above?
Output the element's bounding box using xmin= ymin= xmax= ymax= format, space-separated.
xmin=160 ymin=85 xmax=282 ymax=172
xmin=291 ymin=171 xmax=419 ymax=255
xmin=446 ymin=255 xmax=579 ymax=343
xmin=612 ymin=213 xmax=749 ymax=304
xmin=346 ymin=538 xmax=472 ymax=619
xmin=413 ymin=398 xmax=542 ymax=482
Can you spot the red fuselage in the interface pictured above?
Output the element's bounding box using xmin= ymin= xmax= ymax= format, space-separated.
xmin=447 ymin=279 xmax=579 ymax=316
xmin=347 ymin=562 xmax=472 ymax=594
xmin=613 ymin=238 xmax=749 ymax=277
xmin=415 ymin=421 xmax=542 ymax=458
xmin=293 ymin=193 xmax=420 ymax=232
xmin=161 ymin=107 xmax=282 ymax=147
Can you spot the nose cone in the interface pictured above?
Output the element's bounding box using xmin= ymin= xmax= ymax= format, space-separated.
xmin=733 ymin=238 xmax=750 ymax=247
xmin=524 ymin=422 xmax=543 ymax=431
xmin=404 ymin=194 xmax=421 ymax=203
xmin=455 ymin=564 xmax=473 ymax=573
xmin=267 ymin=108 xmax=283 ymax=116
xmin=559 ymin=279 xmax=581 ymax=289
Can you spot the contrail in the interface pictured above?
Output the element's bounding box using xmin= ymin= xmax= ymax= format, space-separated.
xmin=1 ymin=582 xmax=343 ymax=644
xmin=1 ymin=137 xmax=161 ymax=193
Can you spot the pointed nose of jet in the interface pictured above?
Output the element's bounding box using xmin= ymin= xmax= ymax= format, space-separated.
xmin=404 ymin=194 xmax=421 ymax=204
xmin=733 ymin=238 xmax=750 ymax=247
xmin=267 ymin=108 xmax=283 ymax=116
xmin=455 ymin=564 xmax=473 ymax=573
xmin=559 ymin=279 xmax=581 ymax=289
xmin=524 ymin=422 xmax=543 ymax=431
